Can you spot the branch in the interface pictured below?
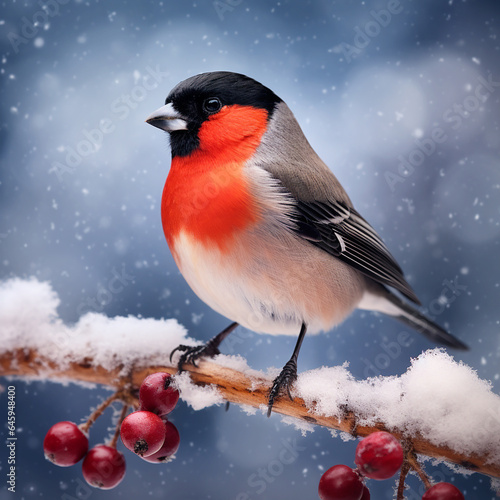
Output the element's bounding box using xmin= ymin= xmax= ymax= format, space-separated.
xmin=2 ymin=347 xmax=499 ymax=480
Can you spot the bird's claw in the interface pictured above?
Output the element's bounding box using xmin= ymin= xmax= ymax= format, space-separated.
xmin=170 ymin=341 xmax=221 ymax=372
xmin=169 ymin=344 xmax=189 ymax=363
xmin=267 ymin=357 xmax=298 ymax=417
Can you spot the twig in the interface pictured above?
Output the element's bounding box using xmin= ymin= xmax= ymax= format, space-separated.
xmin=1 ymin=347 xmax=499 ymax=480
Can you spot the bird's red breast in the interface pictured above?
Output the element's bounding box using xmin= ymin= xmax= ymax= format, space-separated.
xmin=161 ymin=105 xmax=269 ymax=256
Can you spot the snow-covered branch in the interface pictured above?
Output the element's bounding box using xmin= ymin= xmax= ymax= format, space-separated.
xmin=1 ymin=278 xmax=500 ymax=482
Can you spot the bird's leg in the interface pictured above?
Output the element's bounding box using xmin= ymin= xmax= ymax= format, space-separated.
xmin=170 ymin=322 xmax=239 ymax=371
xmin=267 ymin=323 xmax=307 ymax=417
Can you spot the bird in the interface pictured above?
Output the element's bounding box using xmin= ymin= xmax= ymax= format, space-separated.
xmin=145 ymin=71 xmax=467 ymax=416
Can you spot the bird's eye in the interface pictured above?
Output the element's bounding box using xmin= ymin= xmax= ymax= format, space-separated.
xmin=203 ymin=97 xmax=222 ymax=114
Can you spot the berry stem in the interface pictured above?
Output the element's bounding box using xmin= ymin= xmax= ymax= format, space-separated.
xmin=108 ymin=404 xmax=129 ymax=449
xmin=396 ymin=456 xmax=411 ymax=500
xmin=406 ymin=444 xmax=432 ymax=490
xmin=80 ymin=391 xmax=121 ymax=434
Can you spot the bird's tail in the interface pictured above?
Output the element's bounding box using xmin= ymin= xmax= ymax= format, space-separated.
xmin=358 ymin=287 xmax=468 ymax=350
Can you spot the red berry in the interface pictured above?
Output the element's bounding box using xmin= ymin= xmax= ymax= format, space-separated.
xmin=120 ymin=410 xmax=166 ymax=457
xmin=82 ymin=445 xmax=126 ymax=490
xmin=43 ymin=421 xmax=88 ymax=466
xmin=139 ymin=372 xmax=179 ymax=416
xmin=360 ymin=485 xmax=370 ymax=500
xmin=142 ymin=420 xmax=180 ymax=463
xmin=318 ymin=465 xmax=364 ymax=500
xmin=422 ymin=483 xmax=465 ymax=500
xmin=355 ymin=431 xmax=403 ymax=480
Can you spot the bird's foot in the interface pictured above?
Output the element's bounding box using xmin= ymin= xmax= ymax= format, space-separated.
xmin=170 ymin=338 xmax=221 ymax=371
xmin=267 ymin=356 xmax=298 ymax=417
xmin=170 ymin=322 xmax=238 ymax=372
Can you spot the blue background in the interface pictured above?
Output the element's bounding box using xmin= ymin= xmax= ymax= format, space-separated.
xmin=1 ymin=0 xmax=499 ymax=498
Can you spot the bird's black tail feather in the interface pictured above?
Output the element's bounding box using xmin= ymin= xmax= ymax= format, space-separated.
xmin=383 ymin=290 xmax=468 ymax=350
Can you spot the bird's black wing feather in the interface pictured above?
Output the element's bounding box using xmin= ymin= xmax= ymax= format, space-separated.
xmin=291 ymin=199 xmax=421 ymax=305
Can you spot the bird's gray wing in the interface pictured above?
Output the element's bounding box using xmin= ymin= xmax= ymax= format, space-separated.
xmin=288 ymin=198 xmax=421 ymax=305
xmin=252 ymin=102 xmax=419 ymax=304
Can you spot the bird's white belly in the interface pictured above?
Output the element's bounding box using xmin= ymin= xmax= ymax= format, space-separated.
xmin=172 ymin=228 xmax=365 ymax=336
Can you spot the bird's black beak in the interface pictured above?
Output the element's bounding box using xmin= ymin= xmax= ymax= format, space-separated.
xmin=145 ymin=103 xmax=188 ymax=132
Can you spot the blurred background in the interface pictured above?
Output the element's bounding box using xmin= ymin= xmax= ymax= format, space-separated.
xmin=1 ymin=0 xmax=499 ymax=498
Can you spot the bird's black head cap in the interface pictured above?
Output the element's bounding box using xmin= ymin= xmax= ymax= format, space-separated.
xmin=165 ymin=72 xmax=282 ymax=157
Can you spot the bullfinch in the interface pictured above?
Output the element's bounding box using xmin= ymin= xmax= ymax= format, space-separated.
xmin=146 ymin=71 xmax=467 ymax=416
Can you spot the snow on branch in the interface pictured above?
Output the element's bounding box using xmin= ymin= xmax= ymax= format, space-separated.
xmin=1 ymin=278 xmax=500 ymax=481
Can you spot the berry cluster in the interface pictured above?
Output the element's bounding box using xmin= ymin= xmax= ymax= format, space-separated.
xmin=43 ymin=418 xmax=126 ymax=490
xmin=120 ymin=372 xmax=180 ymax=463
xmin=43 ymin=372 xmax=180 ymax=490
xmin=318 ymin=432 xmax=464 ymax=500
